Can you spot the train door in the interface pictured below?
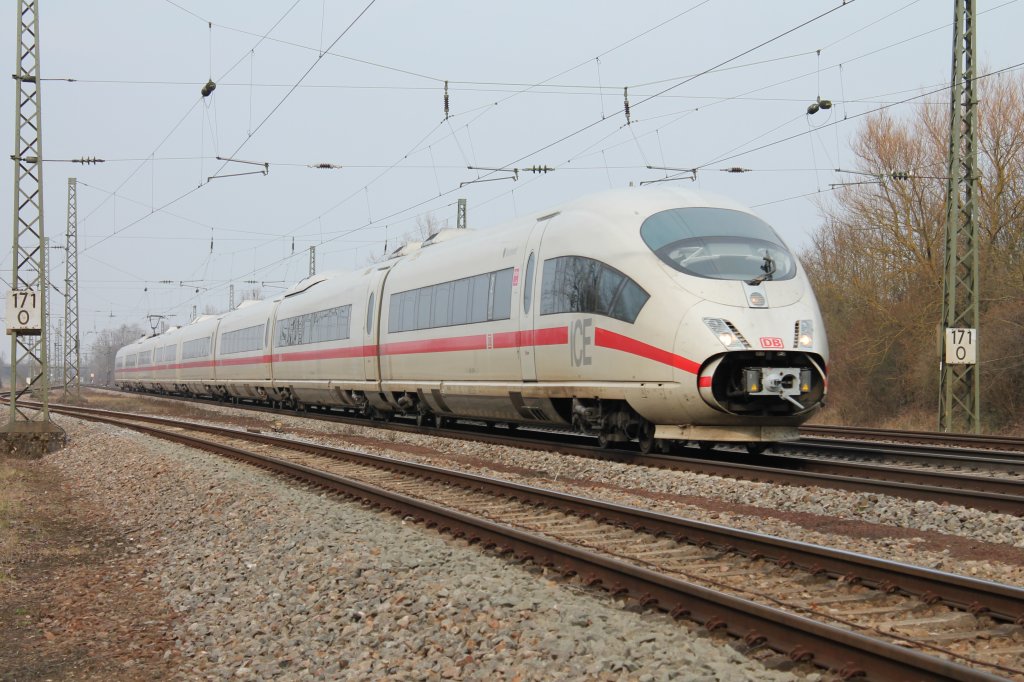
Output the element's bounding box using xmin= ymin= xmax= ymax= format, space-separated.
xmin=362 ymin=264 xmax=391 ymax=383
xmin=518 ymin=215 xmax=554 ymax=381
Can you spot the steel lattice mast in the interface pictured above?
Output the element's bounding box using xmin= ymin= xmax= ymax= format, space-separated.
xmin=7 ymin=0 xmax=51 ymax=427
xmin=939 ymin=0 xmax=981 ymax=433
xmin=63 ymin=177 xmax=80 ymax=399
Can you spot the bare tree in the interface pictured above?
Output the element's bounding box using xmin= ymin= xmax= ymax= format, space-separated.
xmin=85 ymin=323 xmax=145 ymax=386
xmin=803 ymin=72 xmax=1024 ymax=430
xmin=365 ymin=212 xmax=446 ymax=265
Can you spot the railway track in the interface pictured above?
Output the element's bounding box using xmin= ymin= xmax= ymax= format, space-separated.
xmin=802 ymin=425 xmax=1024 ymax=454
xmin=75 ymin=389 xmax=1024 ymax=515
xmin=787 ymin=437 xmax=1024 ymax=481
xmin=47 ymin=402 xmax=1024 ymax=680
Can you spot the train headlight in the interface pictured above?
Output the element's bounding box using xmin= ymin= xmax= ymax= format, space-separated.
xmin=703 ymin=318 xmax=747 ymax=350
xmin=798 ymin=320 xmax=814 ymax=348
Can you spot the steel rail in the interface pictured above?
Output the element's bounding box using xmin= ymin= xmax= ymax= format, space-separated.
xmin=794 ymin=436 xmax=1024 ymax=470
xmin=801 ymin=424 xmax=1024 ymax=452
xmin=698 ymin=449 xmax=1024 ymax=498
xmin=52 ymin=404 xmax=1014 ymax=682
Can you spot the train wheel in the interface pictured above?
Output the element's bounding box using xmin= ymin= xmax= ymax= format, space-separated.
xmin=638 ymin=423 xmax=657 ymax=454
xmin=597 ymin=432 xmax=611 ymax=449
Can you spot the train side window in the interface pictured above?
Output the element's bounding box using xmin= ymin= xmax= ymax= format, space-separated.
xmin=541 ymin=255 xmax=648 ymax=323
xmin=469 ymin=274 xmax=489 ymax=323
xmin=388 ymin=293 xmax=401 ymax=332
xmin=523 ymin=252 xmax=535 ymax=314
xmin=491 ymin=267 xmax=513 ymax=320
xmin=339 ymin=307 xmax=351 ymax=340
xmin=416 ymin=288 xmax=433 ymax=330
xmin=609 ymin=280 xmax=649 ymax=323
xmin=366 ymin=292 xmax=375 ymax=334
xmin=401 ymin=292 xmax=416 ymax=332
xmin=595 ymin=267 xmax=625 ymax=315
xmin=451 ymin=279 xmax=470 ymax=325
xmin=432 ymin=282 xmax=452 ymax=327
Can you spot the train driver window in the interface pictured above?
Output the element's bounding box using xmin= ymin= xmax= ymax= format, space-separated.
xmin=523 ymin=252 xmax=535 ymax=314
xmin=640 ymin=207 xmax=796 ymax=282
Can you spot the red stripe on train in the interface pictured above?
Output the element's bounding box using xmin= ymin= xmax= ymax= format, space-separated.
xmin=120 ymin=325 xmax=702 ymax=377
xmin=594 ymin=327 xmax=701 ymax=375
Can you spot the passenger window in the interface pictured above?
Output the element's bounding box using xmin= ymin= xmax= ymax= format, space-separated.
xmin=491 ymin=268 xmax=513 ymax=321
xmin=469 ymin=274 xmax=489 ymax=323
xmin=609 ymin=280 xmax=650 ymax=323
xmin=541 ymin=255 xmax=648 ymax=323
xmin=416 ymin=288 xmax=433 ymax=330
xmin=596 ymin=268 xmax=624 ymax=314
xmin=432 ymin=282 xmax=451 ymax=327
xmin=451 ymin=278 xmax=470 ymax=325
xmin=388 ymin=294 xmax=401 ymax=333
xmin=401 ymin=292 xmax=416 ymax=332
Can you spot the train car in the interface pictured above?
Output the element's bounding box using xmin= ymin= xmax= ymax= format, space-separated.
xmin=113 ymin=335 xmax=149 ymax=389
xmin=269 ymin=270 xmax=382 ymax=410
xmin=115 ymin=186 xmax=828 ymax=452
xmin=176 ymin=314 xmax=221 ymax=397
xmin=149 ymin=326 xmax=180 ymax=393
xmin=213 ymin=298 xmax=278 ymax=401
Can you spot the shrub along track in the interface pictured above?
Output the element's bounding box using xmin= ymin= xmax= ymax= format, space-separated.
xmin=45 ymin=401 xmax=1024 ymax=681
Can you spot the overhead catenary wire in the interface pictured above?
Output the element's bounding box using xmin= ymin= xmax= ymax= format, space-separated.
xmin=83 ymin=0 xmax=375 ymax=254
xmin=79 ymin=0 xmax=305 ymax=240
xmin=122 ymin=1 xmax=871 ymax=320
xmin=61 ymin=0 xmax=991 ymax=313
xmin=76 ymin=2 xmax=1023 ymax=328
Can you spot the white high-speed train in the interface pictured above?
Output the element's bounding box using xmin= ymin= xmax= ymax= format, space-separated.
xmin=114 ymin=187 xmax=828 ymax=453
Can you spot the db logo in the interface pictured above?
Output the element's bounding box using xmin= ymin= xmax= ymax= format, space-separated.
xmin=759 ymin=337 xmax=784 ymax=349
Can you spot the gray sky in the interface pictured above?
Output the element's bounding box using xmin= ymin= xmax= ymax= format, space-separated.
xmin=2 ymin=0 xmax=1022 ymax=340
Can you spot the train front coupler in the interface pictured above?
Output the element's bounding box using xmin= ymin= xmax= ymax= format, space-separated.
xmin=741 ymin=366 xmax=812 ymax=410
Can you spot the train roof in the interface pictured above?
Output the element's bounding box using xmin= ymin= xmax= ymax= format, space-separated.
xmin=534 ymin=186 xmax=755 ymax=223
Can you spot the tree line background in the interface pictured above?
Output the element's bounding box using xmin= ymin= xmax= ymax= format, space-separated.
xmin=802 ymin=72 xmax=1024 ymax=433
xmin=80 ymin=73 xmax=1024 ymax=435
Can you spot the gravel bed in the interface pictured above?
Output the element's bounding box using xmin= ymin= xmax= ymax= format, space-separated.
xmin=53 ymin=417 xmax=816 ymax=681
xmin=92 ymin=394 xmax=1024 ymax=590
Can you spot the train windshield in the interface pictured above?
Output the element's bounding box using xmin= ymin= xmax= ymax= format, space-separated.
xmin=640 ymin=208 xmax=796 ymax=282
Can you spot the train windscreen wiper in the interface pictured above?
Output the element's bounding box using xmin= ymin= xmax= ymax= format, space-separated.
xmin=746 ymin=251 xmax=776 ymax=286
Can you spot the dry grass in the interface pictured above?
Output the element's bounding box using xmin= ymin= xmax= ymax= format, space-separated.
xmin=0 ymin=462 xmax=23 ymax=576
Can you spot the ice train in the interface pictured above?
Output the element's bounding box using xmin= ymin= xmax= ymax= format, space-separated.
xmin=114 ymin=187 xmax=828 ymax=453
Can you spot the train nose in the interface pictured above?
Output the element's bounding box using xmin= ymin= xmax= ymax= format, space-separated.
xmin=698 ymin=352 xmax=825 ymax=417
